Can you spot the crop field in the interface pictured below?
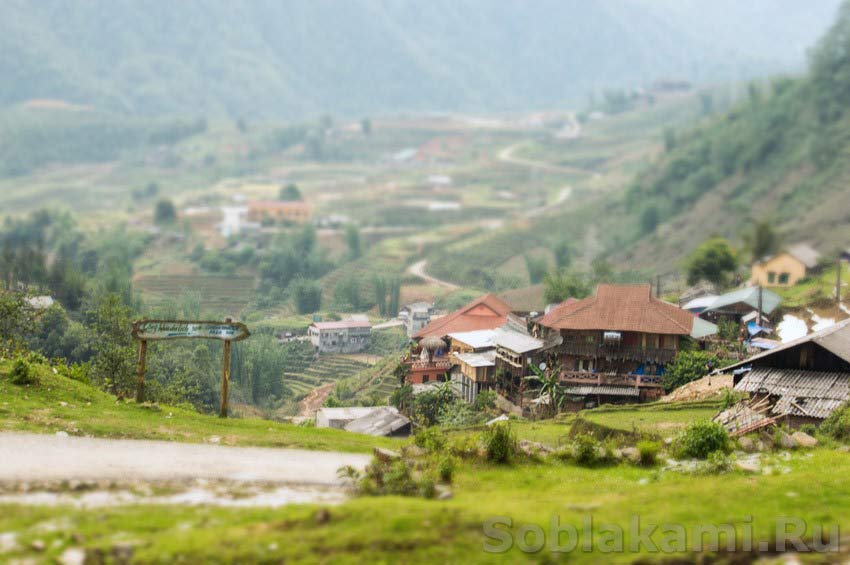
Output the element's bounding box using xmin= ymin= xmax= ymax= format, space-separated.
xmin=284 ymin=355 xmax=372 ymax=400
xmin=134 ymin=274 xmax=256 ymax=316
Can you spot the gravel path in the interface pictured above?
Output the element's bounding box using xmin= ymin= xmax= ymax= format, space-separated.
xmin=0 ymin=433 xmax=371 ymax=486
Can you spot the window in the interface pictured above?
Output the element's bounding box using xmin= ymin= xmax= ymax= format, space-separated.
xmin=767 ymin=272 xmax=776 ymax=284
xmin=778 ymin=273 xmax=790 ymax=285
xmin=422 ymin=374 xmax=430 ymax=383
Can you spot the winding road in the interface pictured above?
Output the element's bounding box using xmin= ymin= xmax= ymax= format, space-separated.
xmin=406 ymin=259 xmax=460 ymax=290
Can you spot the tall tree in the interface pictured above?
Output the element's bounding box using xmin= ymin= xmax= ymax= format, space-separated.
xmin=686 ymin=238 xmax=738 ymax=287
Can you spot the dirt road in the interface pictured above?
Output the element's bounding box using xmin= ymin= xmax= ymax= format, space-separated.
xmin=0 ymin=433 xmax=370 ymax=486
xmin=298 ymin=382 xmax=336 ymax=418
xmin=406 ymin=259 xmax=460 ymax=290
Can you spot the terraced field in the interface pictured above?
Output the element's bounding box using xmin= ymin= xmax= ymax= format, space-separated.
xmin=283 ymin=355 xmax=372 ymax=400
xmin=134 ymin=274 xmax=256 ymax=316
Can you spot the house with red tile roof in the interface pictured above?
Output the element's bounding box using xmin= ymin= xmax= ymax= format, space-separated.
xmin=413 ymin=294 xmax=514 ymax=339
xmin=535 ymin=284 xmax=717 ymax=405
xmin=404 ymin=294 xmax=517 ymax=386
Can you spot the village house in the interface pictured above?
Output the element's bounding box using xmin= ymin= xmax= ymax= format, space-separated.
xmin=246 ymin=200 xmax=312 ymax=225
xmin=315 ymin=406 xmax=410 ymax=437
xmin=716 ymin=319 xmax=850 ymax=433
xmin=308 ymin=319 xmax=371 ymax=354
xmin=750 ymin=243 xmax=821 ymax=287
xmin=535 ymin=284 xmax=717 ymax=405
xmin=405 ymin=294 xmax=514 ymax=385
xmin=696 ymin=286 xmax=781 ymax=325
xmin=398 ymin=302 xmax=433 ymax=337
xmin=453 ymin=350 xmax=497 ymax=403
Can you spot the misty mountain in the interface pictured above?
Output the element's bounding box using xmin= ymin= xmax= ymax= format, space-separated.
xmin=0 ymin=0 xmax=841 ymax=119
xmin=604 ymin=1 xmax=850 ymax=271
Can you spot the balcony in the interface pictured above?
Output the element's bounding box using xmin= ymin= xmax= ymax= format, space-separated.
xmin=559 ymin=370 xmax=664 ymax=389
xmin=561 ymin=342 xmax=678 ymax=364
xmin=403 ymin=356 xmax=455 ymax=371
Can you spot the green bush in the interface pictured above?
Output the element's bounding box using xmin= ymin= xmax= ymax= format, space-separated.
xmin=820 ymin=402 xmax=850 ymax=441
xmin=481 ymin=422 xmax=516 ymax=464
xmin=436 ymin=455 xmax=456 ymax=483
xmin=10 ymin=359 xmax=36 ymax=386
xmin=413 ymin=427 xmax=447 ymax=453
xmin=636 ymin=440 xmax=660 ymax=467
xmin=662 ymin=350 xmax=721 ymax=393
xmin=448 ymin=435 xmax=480 ymax=459
xmin=574 ymin=433 xmax=600 ymax=466
xmin=676 ymin=421 xmax=729 ymax=459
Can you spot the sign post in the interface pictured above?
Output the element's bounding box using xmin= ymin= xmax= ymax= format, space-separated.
xmin=131 ymin=318 xmax=250 ymax=417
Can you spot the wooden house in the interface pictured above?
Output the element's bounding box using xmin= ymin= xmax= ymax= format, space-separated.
xmin=536 ymin=284 xmax=717 ymax=405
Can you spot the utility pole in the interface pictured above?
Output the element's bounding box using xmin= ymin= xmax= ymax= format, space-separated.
xmin=837 ymin=258 xmax=842 ymax=305
xmin=656 ymin=274 xmax=661 ymax=298
xmin=757 ymin=285 xmax=763 ymax=327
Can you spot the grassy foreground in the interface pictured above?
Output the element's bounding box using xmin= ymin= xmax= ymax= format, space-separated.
xmin=2 ymin=449 xmax=849 ymax=563
xmin=3 ymin=361 xmax=849 ymax=562
xmin=0 ymin=360 xmax=396 ymax=453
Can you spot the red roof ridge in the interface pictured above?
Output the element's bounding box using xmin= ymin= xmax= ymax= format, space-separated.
xmin=537 ymin=283 xmax=694 ymax=335
xmin=414 ymin=293 xmax=513 ymax=339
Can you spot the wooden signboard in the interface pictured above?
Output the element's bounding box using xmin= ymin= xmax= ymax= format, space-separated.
xmin=131 ymin=318 xmax=250 ymax=417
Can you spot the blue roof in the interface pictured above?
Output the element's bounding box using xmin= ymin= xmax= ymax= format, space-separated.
xmin=704 ymin=287 xmax=781 ymax=315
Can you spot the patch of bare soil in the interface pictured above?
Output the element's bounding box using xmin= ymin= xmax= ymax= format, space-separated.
xmin=661 ymin=374 xmax=733 ymax=403
xmin=298 ymin=383 xmax=336 ymax=418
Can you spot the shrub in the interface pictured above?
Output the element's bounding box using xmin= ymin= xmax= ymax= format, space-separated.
xmin=676 ymin=421 xmax=729 ymax=459
xmin=474 ymin=390 xmax=497 ymax=412
xmin=662 ymin=350 xmax=720 ymax=393
xmin=413 ymin=426 xmax=447 ymax=453
xmin=481 ymin=422 xmax=516 ymax=464
xmin=636 ymin=440 xmax=660 ymax=467
xmin=799 ymin=423 xmax=818 ymax=436
xmin=340 ymin=455 xmax=436 ymax=499
xmin=448 ymin=435 xmax=479 ymax=459
xmin=436 ymin=455 xmax=456 ymax=483
xmin=820 ymin=402 xmax=850 ymax=441
xmin=10 ymin=359 xmax=36 ymax=386
xmin=574 ymin=433 xmax=600 ymax=466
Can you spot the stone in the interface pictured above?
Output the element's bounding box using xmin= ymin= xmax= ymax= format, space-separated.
xmin=58 ymin=401 xmax=68 ymax=407
xmin=838 ymin=445 xmax=850 ymax=453
xmin=435 ymin=485 xmax=453 ymax=500
xmin=777 ymin=432 xmax=798 ymax=450
xmin=518 ymin=440 xmax=553 ymax=456
xmin=734 ymin=459 xmax=761 ymax=474
xmin=738 ymin=436 xmax=756 ymax=453
xmin=373 ymin=447 xmax=401 ymax=462
xmin=55 ymin=431 xmax=69 ymax=438
xmin=403 ymin=445 xmax=427 ymax=458
xmin=619 ymin=447 xmax=640 ymax=463
xmin=59 ymin=548 xmax=86 ymax=565
xmin=110 ymin=542 xmax=135 ymax=564
xmin=207 ymin=436 xmax=221 ymax=444
xmin=790 ymin=431 xmax=818 ymax=448
xmin=30 ymin=540 xmax=46 ymax=552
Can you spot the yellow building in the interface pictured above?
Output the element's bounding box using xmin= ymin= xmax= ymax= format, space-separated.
xmin=751 ymin=244 xmax=820 ymax=287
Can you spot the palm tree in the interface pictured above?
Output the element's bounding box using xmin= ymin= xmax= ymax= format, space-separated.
xmin=524 ymin=362 xmax=565 ymax=417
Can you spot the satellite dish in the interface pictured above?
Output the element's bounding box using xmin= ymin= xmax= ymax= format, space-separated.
xmin=539 ymin=362 xmax=547 ymax=371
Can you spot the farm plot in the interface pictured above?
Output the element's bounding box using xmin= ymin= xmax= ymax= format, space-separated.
xmin=134 ymin=274 xmax=256 ymax=316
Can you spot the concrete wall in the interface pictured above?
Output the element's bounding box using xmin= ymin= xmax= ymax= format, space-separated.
xmin=751 ymin=254 xmax=808 ymax=287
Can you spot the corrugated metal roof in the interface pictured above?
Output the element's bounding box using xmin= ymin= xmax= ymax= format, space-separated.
xmin=786 ymin=244 xmax=821 ymax=269
xmin=734 ymin=367 xmax=850 ymax=419
xmin=454 ymin=351 xmax=496 ymax=368
xmin=493 ymin=328 xmax=543 ymax=354
xmin=564 ymin=385 xmax=640 ymax=397
xmin=311 ymin=320 xmax=372 ymax=330
xmin=344 ymin=407 xmax=410 ymax=436
xmin=704 ymin=287 xmax=781 ymax=315
xmin=448 ymin=329 xmax=496 ymax=349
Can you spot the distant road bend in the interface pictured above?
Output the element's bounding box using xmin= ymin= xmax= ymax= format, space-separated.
xmin=407 ymin=259 xmax=460 ymax=290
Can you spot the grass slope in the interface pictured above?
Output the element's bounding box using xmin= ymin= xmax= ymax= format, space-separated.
xmin=0 ymin=360 xmax=394 ymax=453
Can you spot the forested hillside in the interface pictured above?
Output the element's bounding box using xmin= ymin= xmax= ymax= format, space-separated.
xmin=596 ymin=2 xmax=850 ymax=271
xmin=0 ymin=0 xmax=840 ymax=118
